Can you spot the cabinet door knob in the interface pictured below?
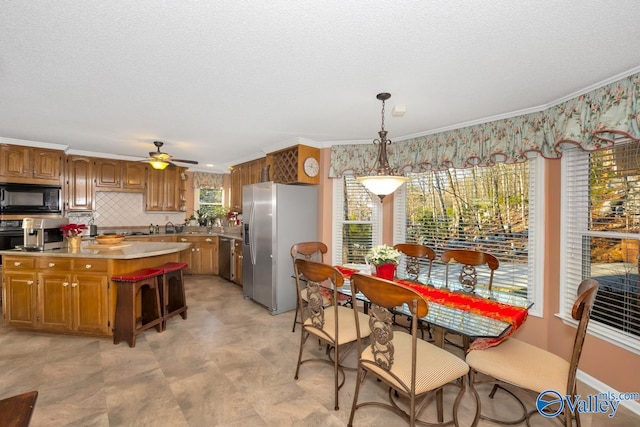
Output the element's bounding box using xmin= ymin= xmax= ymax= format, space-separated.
xmin=14 ymin=262 xmax=21 ymax=267
xmin=63 ymin=282 xmax=69 ymax=287
xmin=27 ymin=280 xmax=33 ymax=285
xmin=180 ymin=238 xmax=187 ymax=242
xmin=205 ymin=238 xmax=212 ymax=242
xmin=85 ymin=264 xmax=92 ymax=269
xmin=72 ymin=283 xmax=78 ymax=288
xmin=49 ymin=262 xmax=55 ymax=267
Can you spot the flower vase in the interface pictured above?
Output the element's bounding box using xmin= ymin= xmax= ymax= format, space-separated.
xmin=374 ymin=263 xmax=397 ymax=281
xmin=67 ymin=236 xmax=82 ymax=250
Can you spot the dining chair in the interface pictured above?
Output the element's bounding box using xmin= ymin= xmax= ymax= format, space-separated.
xmin=465 ymin=278 xmax=599 ymax=426
xmin=393 ymin=243 xmax=436 ymax=281
xmin=290 ymin=241 xmax=328 ymax=332
xmin=348 ymin=273 xmax=471 ymax=427
xmin=441 ymin=249 xmax=500 ymax=293
xmin=393 ymin=243 xmax=437 ymax=340
xmin=293 ymin=258 xmax=371 ymax=410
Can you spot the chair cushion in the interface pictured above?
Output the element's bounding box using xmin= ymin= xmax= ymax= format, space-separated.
xmin=304 ymin=306 xmax=370 ymax=345
xmin=361 ymin=331 xmax=469 ymax=395
xmin=466 ymin=338 xmax=569 ymax=394
xmin=111 ymin=268 xmax=163 ymax=282
xmin=159 ymin=262 xmax=188 ymax=273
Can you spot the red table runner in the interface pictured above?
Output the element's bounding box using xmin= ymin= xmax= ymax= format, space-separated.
xmin=335 ymin=265 xmax=528 ymax=350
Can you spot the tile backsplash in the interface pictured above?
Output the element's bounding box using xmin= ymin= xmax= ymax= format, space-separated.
xmin=67 ymin=192 xmax=187 ymax=228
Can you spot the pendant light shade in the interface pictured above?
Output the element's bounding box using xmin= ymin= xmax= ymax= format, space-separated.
xmin=356 ymin=92 xmax=408 ymax=201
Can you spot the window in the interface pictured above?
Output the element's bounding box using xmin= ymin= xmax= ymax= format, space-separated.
xmin=195 ymin=188 xmax=224 ymax=219
xmin=394 ymin=157 xmax=543 ymax=315
xmin=561 ymin=143 xmax=640 ymax=351
xmin=333 ymin=175 xmax=381 ymax=265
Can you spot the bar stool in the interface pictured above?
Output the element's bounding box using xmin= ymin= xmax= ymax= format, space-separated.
xmin=112 ymin=267 xmax=164 ymax=347
xmin=158 ymin=261 xmax=188 ymax=330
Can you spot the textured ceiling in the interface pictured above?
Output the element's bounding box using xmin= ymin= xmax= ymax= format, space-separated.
xmin=1 ymin=1 xmax=640 ymax=172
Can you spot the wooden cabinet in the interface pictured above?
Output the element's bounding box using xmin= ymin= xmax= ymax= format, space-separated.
xmin=145 ymin=166 xmax=185 ymax=212
xmin=65 ymin=155 xmax=94 ymax=211
xmin=177 ymin=235 xmax=218 ymax=274
xmin=95 ymin=159 xmax=146 ymax=192
xmin=267 ymin=144 xmax=320 ymax=185
xmin=2 ymin=256 xmax=109 ymax=334
xmin=125 ymin=235 xmax=177 ymax=243
xmin=0 ymin=145 xmax=63 ymax=184
xmin=229 ymin=157 xmax=267 ymax=212
xmin=233 ymin=239 xmax=243 ymax=285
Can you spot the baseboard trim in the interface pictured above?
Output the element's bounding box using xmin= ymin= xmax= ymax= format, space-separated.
xmin=577 ymin=369 xmax=640 ymax=416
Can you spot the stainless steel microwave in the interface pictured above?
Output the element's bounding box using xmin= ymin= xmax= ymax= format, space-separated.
xmin=0 ymin=183 xmax=62 ymax=214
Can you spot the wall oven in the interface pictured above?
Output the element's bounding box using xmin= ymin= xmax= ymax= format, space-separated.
xmin=0 ymin=183 xmax=62 ymax=215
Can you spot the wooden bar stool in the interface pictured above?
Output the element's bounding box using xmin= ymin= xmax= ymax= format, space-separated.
xmin=112 ymin=267 xmax=164 ymax=347
xmin=157 ymin=261 xmax=188 ymax=330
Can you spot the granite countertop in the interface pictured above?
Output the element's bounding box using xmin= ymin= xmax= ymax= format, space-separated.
xmin=0 ymin=242 xmax=192 ymax=259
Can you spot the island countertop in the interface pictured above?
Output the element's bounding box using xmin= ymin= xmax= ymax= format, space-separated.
xmin=0 ymin=241 xmax=192 ymax=259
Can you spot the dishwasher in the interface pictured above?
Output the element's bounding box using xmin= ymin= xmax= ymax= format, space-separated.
xmin=218 ymin=237 xmax=234 ymax=282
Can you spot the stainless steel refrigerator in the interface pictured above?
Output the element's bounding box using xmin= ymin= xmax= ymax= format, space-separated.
xmin=242 ymin=182 xmax=318 ymax=314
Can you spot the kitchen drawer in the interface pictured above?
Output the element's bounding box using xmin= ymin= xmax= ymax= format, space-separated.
xmin=37 ymin=258 xmax=73 ymax=271
xmin=3 ymin=257 xmax=36 ymax=270
xmin=72 ymin=259 xmax=108 ymax=273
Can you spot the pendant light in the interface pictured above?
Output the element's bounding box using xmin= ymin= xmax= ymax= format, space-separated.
xmin=356 ymin=92 xmax=408 ymax=201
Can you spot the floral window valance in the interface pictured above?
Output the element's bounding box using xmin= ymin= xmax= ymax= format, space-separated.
xmin=192 ymin=172 xmax=227 ymax=189
xmin=330 ymin=73 xmax=640 ymax=177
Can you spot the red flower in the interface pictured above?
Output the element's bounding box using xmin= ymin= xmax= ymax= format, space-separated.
xmin=60 ymin=223 xmax=87 ymax=238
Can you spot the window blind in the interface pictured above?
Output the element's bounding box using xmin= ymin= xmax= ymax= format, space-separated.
xmin=561 ymin=143 xmax=640 ymax=350
xmin=395 ymin=161 xmax=538 ymax=303
xmin=333 ymin=175 xmax=380 ymax=265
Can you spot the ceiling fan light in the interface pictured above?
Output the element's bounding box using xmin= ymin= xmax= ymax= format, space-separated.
xmin=150 ymin=159 xmax=169 ymax=170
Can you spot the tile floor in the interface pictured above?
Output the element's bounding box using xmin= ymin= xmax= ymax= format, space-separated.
xmin=0 ymin=275 xmax=638 ymax=426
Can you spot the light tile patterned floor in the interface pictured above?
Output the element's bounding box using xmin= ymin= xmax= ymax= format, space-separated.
xmin=0 ymin=275 xmax=637 ymax=426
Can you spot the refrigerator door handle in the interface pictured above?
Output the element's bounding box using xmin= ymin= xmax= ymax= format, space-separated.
xmin=249 ymin=200 xmax=257 ymax=265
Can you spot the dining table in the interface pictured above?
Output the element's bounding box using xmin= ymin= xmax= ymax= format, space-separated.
xmin=334 ymin=264 xmax=533 ymax=352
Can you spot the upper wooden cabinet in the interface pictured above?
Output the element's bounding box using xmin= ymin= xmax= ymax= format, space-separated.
xmin=0 ymin=145 xmax=63 ymax=185
xmin=229 ymin=157 xmax=267 ymax=212
xmin=95 ymin=159 xmax=146 ymax=192
xmin=267 ymin=144 xmax=320 ymax=185
xmin=65 ymin=155 xmax=94 ymax=211
xmin=145 ymin=165 xmax=186 ymax=212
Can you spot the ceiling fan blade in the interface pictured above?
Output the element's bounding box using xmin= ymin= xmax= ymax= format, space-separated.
xmin=172 ymin=159 xmax=199 ymax=165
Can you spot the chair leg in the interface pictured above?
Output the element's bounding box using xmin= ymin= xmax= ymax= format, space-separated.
xmin=348 ymin=367 xmax=365 ymax=426
xmin=291 ymin=299 xmax=300 ymax=332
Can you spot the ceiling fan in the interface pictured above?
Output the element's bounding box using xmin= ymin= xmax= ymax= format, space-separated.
xmin=146 ymin=141 xmax=199 ymax=170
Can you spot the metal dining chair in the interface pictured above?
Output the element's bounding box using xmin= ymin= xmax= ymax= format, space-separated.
xmin=348 ymin=273 xmax=471 ymax=426
xmin=393 ymin=243 xmax=437 ymax=339
xmin=466 ymin=278 xmax=599 ymax=426
xmin=394 ymin=243 xmax=436 ymax=281
xmin=290 ymin=241 xmax=328 ymax=332
xmin=441 ymin=249 xmax=500 ymax=293
xmin=293 ymin=258 xmax=371 ymax=410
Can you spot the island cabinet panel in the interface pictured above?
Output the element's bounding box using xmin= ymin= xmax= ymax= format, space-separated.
xmin=38 ymin=273 xmax=72 ymax=330
xmin=72 ymin=272 xmax=109 ymax=334
xmin=3 ymin=272 xmax=37 ymax=328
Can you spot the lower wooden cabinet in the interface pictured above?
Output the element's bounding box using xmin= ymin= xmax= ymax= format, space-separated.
xmin=177 ymin=235 xmax=218 ymax=275
xmin=2 ymin=256 xmax=109 ymax=335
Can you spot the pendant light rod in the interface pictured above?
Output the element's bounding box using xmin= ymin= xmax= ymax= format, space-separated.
xmin=357 ymin=92 xmax=408 ymax=201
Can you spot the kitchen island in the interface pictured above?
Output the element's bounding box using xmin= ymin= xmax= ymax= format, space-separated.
xmin=0 ymin=241 xmax=191 ymax=337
